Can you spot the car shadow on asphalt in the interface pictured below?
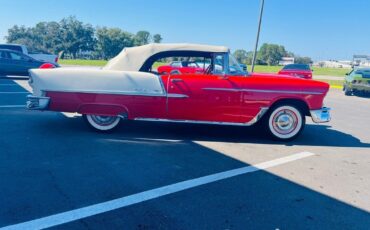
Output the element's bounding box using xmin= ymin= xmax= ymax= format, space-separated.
xmin=73 ymin=119 xmax=369 ymax=148
xmin=1 ymin=112 xmax=370 ymax=229
xmin=31 ymin=113 xmax=370 ymax=148
xmin=351 ymin=93 xmax=370 ymax=98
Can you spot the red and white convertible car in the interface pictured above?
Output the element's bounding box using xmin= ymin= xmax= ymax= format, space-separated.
xmin=27 ymin=43 xmax=330 ymax=140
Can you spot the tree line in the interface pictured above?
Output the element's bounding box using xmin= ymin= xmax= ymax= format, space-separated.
xmin=233 ymin=43 xmax=313 ymax=65
xmin=6 ymin=16 xmax=311 ymax=65
xmin=5 ymin=16 xmax=163 ymax=59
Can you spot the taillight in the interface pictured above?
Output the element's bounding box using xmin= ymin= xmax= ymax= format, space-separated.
xmin=39 ymin=63 xmax=56 ymax=69
xmin=55 ymin=57 xmax=59 ymax=63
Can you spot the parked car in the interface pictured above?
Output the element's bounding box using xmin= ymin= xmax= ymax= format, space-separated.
xmin=343 ymin=67 xmax=370 ymax=96
xmin=0 ymin=44 xmax=58 ymax=64
xmin=27 ymin=43 xmax=330 ymax=141
xmin=158 ymin=61 xmax=205 ymax=74
xmin=278 ymin=64 xmax=313 ymax=79
xmin=0 ymin=49 xmax=59 ymax=76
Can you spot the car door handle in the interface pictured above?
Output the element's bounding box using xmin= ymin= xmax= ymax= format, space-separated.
xmin=171 ymin=78 xmax=183 ymax=83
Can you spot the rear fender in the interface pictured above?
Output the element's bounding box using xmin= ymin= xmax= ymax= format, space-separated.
xmin=78 ymin=104 xmax=129 ymax=118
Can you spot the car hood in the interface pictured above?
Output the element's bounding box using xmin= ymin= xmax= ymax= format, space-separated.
xmin=250 ymin=72 xmax=329 ymax=95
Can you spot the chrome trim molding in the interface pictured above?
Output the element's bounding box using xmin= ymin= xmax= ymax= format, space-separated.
xmin=167 ymin=93 xmax=189 ymax=98
xmin=242 ymin=89 xmax=324 ymax=95
xmin=26 ymin=95 xmax=50 ymax=110
xmin=45 ymin=89 xmax=167 ymax=97
xmin=310 ymin=107 xmax=331 ymax=123
xmin=203 ymin=88 xmax=239 ymax=92
xmin=134 ymin=107 xmax=269 ymax=127
xmin=203 ymin=87 xmax=324 ymax=95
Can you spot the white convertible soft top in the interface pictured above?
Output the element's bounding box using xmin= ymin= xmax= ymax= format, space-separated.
xmin=103 ymin=43 xmax=229 ymax=71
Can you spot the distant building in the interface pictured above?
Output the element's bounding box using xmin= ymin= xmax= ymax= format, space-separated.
xmin=313 ymin=60 xmax=352 ymax=68
xmin=353 ymin=55 xmax=370 ymax=67
xmin=279 ymin=57 xmax=294 ymax=65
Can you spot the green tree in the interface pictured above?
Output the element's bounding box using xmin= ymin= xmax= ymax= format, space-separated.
xmin=134 ymin=31 xmax=151 ymax=46
xmin=258 ymin=43 xmax=287 ymax=65
xmin=153 ymin=34 xmax=162 ymax=43
xmin=59 ymin=16 xmax=95 ymax=58
xmin=294 ymin=56 xmax=313 ymax=64
xmin=233 ymin=49 xmax=248 ymax=64
xmin=6 ymin=25 xmax=41 ymax=51
xmin=96 ymin=27 xmax=134 ymax=59
xmin=5 ymin=17 xmax=163 ymax=59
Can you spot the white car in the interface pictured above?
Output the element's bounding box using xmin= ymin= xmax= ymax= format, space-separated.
xmin=0 ymin=44 xmax=58 ymax=64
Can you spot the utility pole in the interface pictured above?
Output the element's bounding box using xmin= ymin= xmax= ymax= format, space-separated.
xmin=251 ymin=0 xmax=265 ymax=73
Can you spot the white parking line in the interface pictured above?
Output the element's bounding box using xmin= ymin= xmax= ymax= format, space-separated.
xmin=0 ymin=152 xmax=314 ymax=230
xmin=134 ymin=137 xmax=182 ymax=142
xmin=0 ymin=105 xmax=25 ymax=108
xmin=14 ymin=80 xmax=33 ymax=92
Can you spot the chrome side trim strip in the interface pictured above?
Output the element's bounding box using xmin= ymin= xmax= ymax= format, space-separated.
xmin=167 ymin=93 xmax=189 ymax=98
xmin=203 ymin=87 xmax=324 ymax=95
xmin=203 ymin=88 xmax=239 ymax=92
xmin=45 ymin=89 xmax=167 ymax=97
xmin=134 ymin=107 xmax=269 ymax=127
xmin=242 ymin=89 xmax=324 ymax=95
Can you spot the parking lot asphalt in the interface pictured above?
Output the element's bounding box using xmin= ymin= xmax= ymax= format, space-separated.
xmin=0 ymin=77 xmax=369 ymax=229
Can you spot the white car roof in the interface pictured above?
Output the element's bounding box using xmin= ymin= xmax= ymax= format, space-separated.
xmin=103 ymin=43 xmax=229 ymax=71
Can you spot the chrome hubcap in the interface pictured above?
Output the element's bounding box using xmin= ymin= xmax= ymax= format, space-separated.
xmin=91 ymin=115 xmax=117 ymax=126
xmin=272 ymin=110 xmax=298 ymax=134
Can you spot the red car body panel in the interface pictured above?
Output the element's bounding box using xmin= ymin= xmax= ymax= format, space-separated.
xmin=45 ymin=73 xmax=329 ymax=124
xmin=278 ymin=69 xmax=313 ymax=79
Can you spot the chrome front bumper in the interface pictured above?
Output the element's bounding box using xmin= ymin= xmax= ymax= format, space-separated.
xmin=26 ymin=95 xmax=50 ymax=110
xmin=310 ymin=107 xmax=331 ymax=123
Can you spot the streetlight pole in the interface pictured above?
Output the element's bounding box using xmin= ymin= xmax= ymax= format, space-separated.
xmin=251 ymin=0 xmax=265 ymax=73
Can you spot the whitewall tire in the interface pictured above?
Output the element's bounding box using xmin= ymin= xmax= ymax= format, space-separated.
xmin=265 ymin=105 xmax=305 ymax=141
xmin=84 ymin=114 xmax=121 ymax=132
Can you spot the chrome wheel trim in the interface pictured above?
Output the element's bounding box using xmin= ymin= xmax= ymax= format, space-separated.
xmin=268 ymin=106 xmax=302 ymax=139
xmin=86 ymin=115 xmax=120 ymax=131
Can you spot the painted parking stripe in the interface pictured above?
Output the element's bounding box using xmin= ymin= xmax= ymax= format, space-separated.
xmin=0 ymin=105 xmax=25 ymax=108
xmin=134 ymin=137 xmax=182 ymax=143
xmin=14 ymin=80 xmax=33 ymax=92
xmin=0 ymin=152 xmax=314 ymax=230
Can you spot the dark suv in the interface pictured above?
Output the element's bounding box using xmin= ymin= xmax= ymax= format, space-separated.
xmin=0 ymin=49 xmax=58 ymax=76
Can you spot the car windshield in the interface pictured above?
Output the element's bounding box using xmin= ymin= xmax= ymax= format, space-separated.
xmin=355 ymin=68 xmax=370 ymax=77
xmin=282 ymin=64 xmax=310 ymax=70
xmin=228 ymin=53 xmax=244 ymax=75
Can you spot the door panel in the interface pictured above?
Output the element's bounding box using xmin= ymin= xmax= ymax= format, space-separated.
xmin=166 ymin=73 xmax=244 ymax=123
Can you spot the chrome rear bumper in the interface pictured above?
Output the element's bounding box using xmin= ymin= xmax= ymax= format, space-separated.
xmin=26 ymin=95 xmax=50 ymax=110
xmin=310 ymin=107 xmax=331 ymax=123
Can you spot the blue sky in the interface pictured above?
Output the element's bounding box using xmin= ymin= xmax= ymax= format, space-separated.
xmin=0 ymin=0 xmax=369 ymax=60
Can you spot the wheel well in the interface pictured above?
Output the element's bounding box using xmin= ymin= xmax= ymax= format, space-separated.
xmin=269 ymin=99 xmax=310 ymax=116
